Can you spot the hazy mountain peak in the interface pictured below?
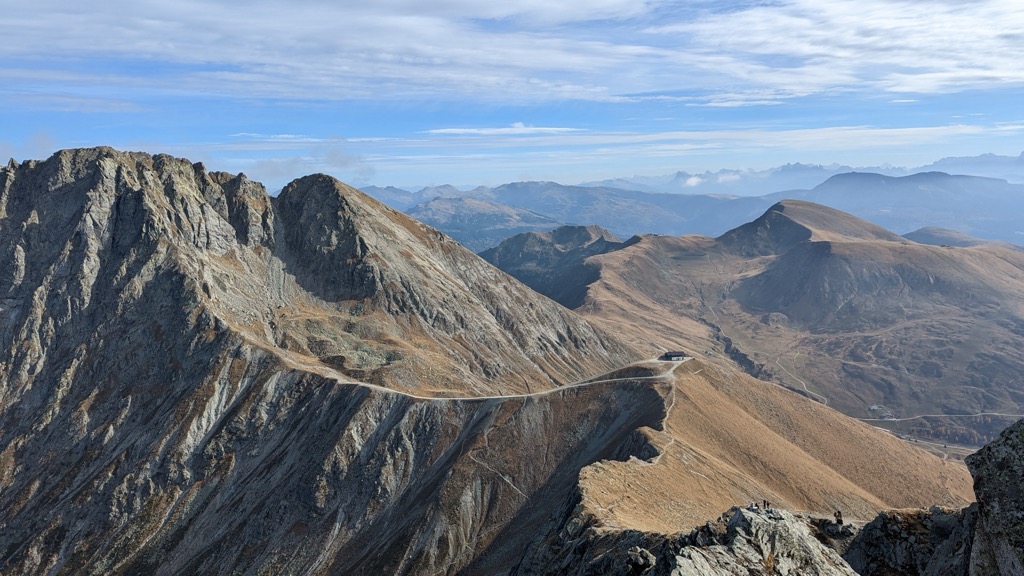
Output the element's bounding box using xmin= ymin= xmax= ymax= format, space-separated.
xmin=548 ymin=224 xmax=621 ymax=247
xmin=405 ymin=196 xmax=563 ymax=252
xmin=904 ymin=226 xmax=1024 ymax=251
xmin=416 ymin=183 xmax=464 ymax=197
xmin=718 ymin=200 xmax=902 ymax=256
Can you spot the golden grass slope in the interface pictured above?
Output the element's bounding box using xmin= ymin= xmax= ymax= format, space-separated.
xmin=577 ymin=358 xmax=974 ymax=534
xmin=563 ymin=201 xmax=1024 ymax=447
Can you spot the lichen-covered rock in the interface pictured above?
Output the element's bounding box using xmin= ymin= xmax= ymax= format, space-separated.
xmin=670 ymin=508 xmax=857 ymax=576
xmin=843 ymin=506 xmax=977 ymax=576
xmin=515 ymin=506 xmax=857 ymax=575
xmin=842 ymin=417 xmax=1024 ymax=576
xmin=966 ymin=418 xmax=1024 ymax=576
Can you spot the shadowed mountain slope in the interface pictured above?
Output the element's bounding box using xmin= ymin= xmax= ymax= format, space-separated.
xmin=480 ymin=225 xmax=633 ymax=309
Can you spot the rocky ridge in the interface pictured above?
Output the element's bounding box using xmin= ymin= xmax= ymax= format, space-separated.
xmin=515 ymin=505 xmax=858 ymax=576
xmin=965 ymin=417 xmax=1024 ymax=574
xmin=480 ymin=225 xmax=633 ymax=308
xmin=0 ymin=148 xmax=642 ymax=574
xmin=0 ymin=149 xmax=991 ymax=575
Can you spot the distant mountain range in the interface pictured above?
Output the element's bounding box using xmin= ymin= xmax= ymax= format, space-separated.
xmin=580 ymin=162 xmax=908 ymax=196
xmin=406 ymin=197 xmax=562 ymax=252
xmin=765 ymin=171 xmax=1024 ymax=244
xmin=364 ymin=169 xmax=1024 ymax=250
xmin=579 ymin=151 xmax=1024 ymax=195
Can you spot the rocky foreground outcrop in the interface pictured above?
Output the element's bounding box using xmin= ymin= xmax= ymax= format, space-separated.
xmin=516 ymin=418 xmax=1024 ymax=576
xmin=515 ymin=505 xmax=857 ymax=575
xmin=844 ymin=418 xmax=1024 ymax=575
xmin=964 ymin=418 xmax=1024 ymax=574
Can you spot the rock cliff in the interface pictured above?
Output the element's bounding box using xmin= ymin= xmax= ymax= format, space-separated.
xmin=0 ymin=148 xmax=642 ymax=574
xmin=515 ymin=504 xmax=857 ymax=575
xmin=964 ymin=418 xmax=1024 ymax=574
xmin=843 ymin=506 xmax=978 ymax=575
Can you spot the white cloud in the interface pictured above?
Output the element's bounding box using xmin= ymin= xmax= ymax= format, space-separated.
xmin=684 ymin=176 xmax=704 ymax=187
xmin=144 ymin=120 xmax=1024 ymax=189
xmin=649 ymin=0 xmax=1024 ymax=95
xmin=427 ymin=122 xmax=582 ymax=135
xmin=5 ymin=0 xmax=1021 ymax=108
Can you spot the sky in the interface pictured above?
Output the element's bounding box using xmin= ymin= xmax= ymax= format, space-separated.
xmin=3 ymin=0 xmax=1024 ymax=191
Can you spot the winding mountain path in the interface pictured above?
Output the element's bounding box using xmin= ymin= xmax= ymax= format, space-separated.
xmin=276 ymin=342 xmax=688 ymax=402
xmin=344 ymin=358 xmax=689 ymax=402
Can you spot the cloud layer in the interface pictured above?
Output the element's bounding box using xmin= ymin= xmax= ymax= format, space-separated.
xmin=6 ymin=0 xmax=1024 ymax=105
xmin=4 ymin=0 xmax=1023 ymax=187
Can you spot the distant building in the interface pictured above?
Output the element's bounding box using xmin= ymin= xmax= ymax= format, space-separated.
xmin=660 ymin=351 xmax=687 ymax=361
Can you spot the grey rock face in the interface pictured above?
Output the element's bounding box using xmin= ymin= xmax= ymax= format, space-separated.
xmin=842 ymin=417 xmax=1024 ymax=576
xmin=515 ymin=506 xmax=857 ymax=576
xmin=671 ymin=509 xmax=858 ymax=576
xmin=844 ymin=506 xmax=977 ymax=576
xmin=479 ymin=225 xmax=632 ymax=309
xmin=0 ymin=147 xmax=647 ymax=575
xmin=966 ymin=418 xmax=1024 ymax=575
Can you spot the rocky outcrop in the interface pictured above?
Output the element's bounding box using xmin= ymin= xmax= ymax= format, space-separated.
xmin=842 ymin=417 xmax=1024 ymax=575
xmin=515 ymin=505 xmax=857 ymax=575
xmin=480 ymin=225 xmax=634 ymax=308
xmin=965 ymin=418 xmax=1024 ymax=575
xmin=844 ymin=506 xmax=978 ymax=575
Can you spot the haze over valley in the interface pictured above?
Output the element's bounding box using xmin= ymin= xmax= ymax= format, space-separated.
xmin=363 ymin=159 xmax=1024 ymax=252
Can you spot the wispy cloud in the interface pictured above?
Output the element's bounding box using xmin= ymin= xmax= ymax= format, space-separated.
xmin=5 ymin=0 xmax=1024 ymax=188
xmin=6 ymin=0 xmax=1023 ymax=107
xmin=647 ymin=0 xmax=1024 ymax=96
xmin=204 ymin=122 xmax=1024 ymax=188
xmin=426 ymin=122 xmax=582 ymax=135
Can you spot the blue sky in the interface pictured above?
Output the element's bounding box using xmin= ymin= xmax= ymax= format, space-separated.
xmin=3 ymin=0 xmax=1023 ymax=191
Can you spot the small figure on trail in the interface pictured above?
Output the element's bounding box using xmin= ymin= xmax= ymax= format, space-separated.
xmin=834 ymin=510 xmax=844 ymax=526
